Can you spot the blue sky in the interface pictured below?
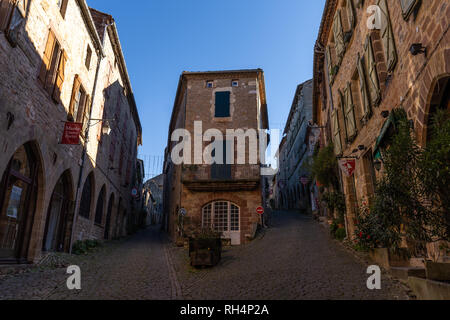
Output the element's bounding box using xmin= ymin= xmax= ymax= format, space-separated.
xmin=90 ymin=0 xmax=326 ymax=178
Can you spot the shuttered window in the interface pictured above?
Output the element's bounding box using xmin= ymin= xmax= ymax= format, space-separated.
xmin=69 ymin=75 xmax=86 ymax=122
xmin=346 ymin=0 xmax=355 ymax=30
xmin=400 ymin=0 xmax=420 ymax=20
xmin=53 ymin=50 xmax=67 ymax=103
xmin=215 ymin=91 xmax=230 ymax=118
xmin=333 ymin=9 xmax=345 ymax=64
xmin=332 ymin=109 xmax=343 ymax=155
xmin=378 ymin=0 xmax=397 ymax=72
xmin=326 ymin=46 xmax=334 ymax=84
xmin=39 ymin=30 xmax=67 ymax=102
xmin=343 ymin=83 xmax=357 ymax=140
xmin=357 ymin=52 xmax=371 ymax=119
xmin=364 ymin=35 xmax=380 ymax=107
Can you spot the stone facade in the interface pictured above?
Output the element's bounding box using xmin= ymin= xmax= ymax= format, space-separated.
xmin=275 ymin=80 xmax=316 ymax=212
xmin=0 ymin=0 xmax=141 ymax=263
xmin=312 ymin=0 xmax=449 ymax=237
xmin=163 ymin=70 xmax=269 ymax=245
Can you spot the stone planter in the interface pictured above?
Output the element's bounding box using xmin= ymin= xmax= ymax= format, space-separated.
xmin=425 ymin=261 xmax=450 ymax=282
xmin=369 ymin=248 xmax=410 ymax=269
xmin=189 ymin=238 xmax=222 ymax=267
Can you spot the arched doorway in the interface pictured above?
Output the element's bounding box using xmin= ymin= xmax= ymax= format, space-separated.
xmin=94 ymin=186 xmax=106 ymax=226
xmin=426 ymin=76 xmax=450 ymax=144
xmin=0 ymin=143 xmax=40 ymax=262
xmin=79 ymin=173 xmax=94 ymax=219
xmin=42 ymin=171 xmax=72 ymax=252
xmin=202 ymin=201 xmax=240 ymax=245
xmin=104 ymin=193 xmax=114 ymax=239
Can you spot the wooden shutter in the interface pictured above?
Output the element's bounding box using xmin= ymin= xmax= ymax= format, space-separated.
xmin=332 ymin=109 xmax=342 ymax=155
xmin=346 ymin=0 xmax=355 ymax=30
xmin=60 ymin=0 xmax=68 ymax=19
xmin=69 ymin=75 xmax=81 ymax=118
xmin=364 ymin=35 xmax=380 ymax=107
xmin=52 ymin=50 xmax=67 ymax=104
xmin=357 ymin=52 xmax=371 ymax=118
xmin=326 ymin=46 xmax=334 ymax=84
xmin=333 ymin=10 xmax=345 ymax=64
xmin=81 ymin=95 xmax=91 ymax=135
xmin=400 ymin=0 xmax=419 ymax=20
xmin=215 ymin=91 xmax=230 ymax=118
xmin=355 ymin=0 xmax=364 ymax=8
xmin=38 ymin=30 xmax=56 ymax=84
xmin=339 ymin=89 xmax=349 ymax=142
xmin=344 ymin=83 xmax=357 ymax=139
xmin=378 ymin=0 xmax=397 ymax=72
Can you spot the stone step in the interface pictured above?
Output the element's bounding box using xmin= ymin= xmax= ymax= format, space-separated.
xmin=391 ymin=267 xmax=426 ymax=281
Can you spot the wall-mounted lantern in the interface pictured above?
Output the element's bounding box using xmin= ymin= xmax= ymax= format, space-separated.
xmin=410 ymin=43 xmax=426 ymax=56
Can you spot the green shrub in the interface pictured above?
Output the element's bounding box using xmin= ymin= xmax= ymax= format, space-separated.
xmin=335 ymin=228 xmax=347 ymax=241
xmin=72 ymin=239 xmax=101 ymax=255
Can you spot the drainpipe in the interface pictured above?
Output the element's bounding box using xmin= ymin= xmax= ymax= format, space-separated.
xmin=69 ymin=45 xmax=104 ymax=254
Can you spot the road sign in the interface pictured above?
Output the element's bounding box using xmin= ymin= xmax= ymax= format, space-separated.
xmin=256 ymin=206 xmax=264 ymax=215
xmin=131 ymin=188 xmax=138 ymax=198
xmin=179 ymin=208 xmax=187 ymax=216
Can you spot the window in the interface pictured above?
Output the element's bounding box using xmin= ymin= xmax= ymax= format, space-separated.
xmin=206 ymin=81 xmax=214 ymax=88
xmin=69 ymin=76 xmax=88 ymax=123
xmin=211 ymin=141 xmax=232 ymax=180
xmin=85 ymin=45 xmax=92 ymax=70
xmin=215 ymin=91 xmax=230 ymax=118
xmin=378 ymin=0 xmax=397 ymax=72
xmin=364 ymin=35 xmax=381 ymax=107
xmin=57 ymin=0 xmax=68 ymax=18
xmin=340 ymin=82 xmax=357 ymax=141
xmin=0 ymin=1 xmax=28 ymax=46
xmin=332 ymin=9 xmax=345 ymax=65
xmin=326 ymin=46 xmax=335 ymax=84
xmin=232 ymin=80 xmax=239 ymax=87
xmin=332 ymin=109 xmax=342 ymax=155
xmin=39 ymin=30 xmax=67 ymax=103
xmin=400 ymin=0 xmax=421 ymax=20
xmin=202 ymin=201 xmax=240 ymax=233
xmin=79 ymin=174 xmax=93 ymax=219
xmin=356 ymin=52 xmax=371 ymax=121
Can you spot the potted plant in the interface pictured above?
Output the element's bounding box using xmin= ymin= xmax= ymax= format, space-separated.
xmin=189 ymin=228 xmax=222 ymax=267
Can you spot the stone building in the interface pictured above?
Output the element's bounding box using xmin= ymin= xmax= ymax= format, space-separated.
xmin=0 ymin=0 xmax=141 ymax=264
xmin=312 ymin=0 xmax=449 ymax=237
xmin=275 ymin=80 xmax=315 ymax=213
xmin=163 ymin=69 xmax=269 ymax=245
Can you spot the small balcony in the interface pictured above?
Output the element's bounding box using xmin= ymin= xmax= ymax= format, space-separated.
xmin=181 ymin=164 xmax=261 ymax=192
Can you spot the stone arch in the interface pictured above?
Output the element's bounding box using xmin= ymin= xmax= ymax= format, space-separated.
xmin=421 ymin=74 xmax=450 ymax=146
xmin=42 ymin=169 xmax=74 ymax=253
xmin=104 ymin=193 xmax=115 ymax=239
xmin=78 ymin=172 xmax=95 ymax=220
xmin=0 ymin=140 xmax=44 ymax=262
xmin=94 ymin=185 xmax=107 ymax=226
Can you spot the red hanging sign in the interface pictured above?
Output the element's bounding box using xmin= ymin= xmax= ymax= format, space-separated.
xmin=61 ymin=122 xmax=82 ymax=145
xmin=339 ymin=159 xmax=357 ymax=177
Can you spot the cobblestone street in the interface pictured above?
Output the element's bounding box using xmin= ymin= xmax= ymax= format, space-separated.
xmin=0 ymin=211 xmax=411 ymax=300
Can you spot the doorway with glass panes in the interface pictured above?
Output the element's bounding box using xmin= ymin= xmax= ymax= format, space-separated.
xmin=202 ymin=201 xmax=240 ymax=245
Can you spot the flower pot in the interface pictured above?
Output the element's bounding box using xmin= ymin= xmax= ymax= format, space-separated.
xmin=425 ymin=261 xmax=450 ymax=282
